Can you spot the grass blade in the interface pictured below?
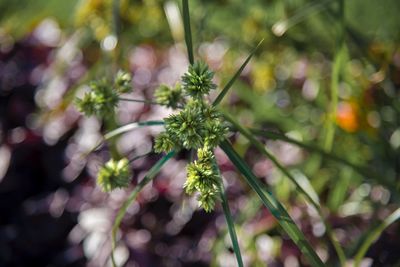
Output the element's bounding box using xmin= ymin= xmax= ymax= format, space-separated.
xmin=272 ymin=0 xmax=332 ymax=36
xmin=213 ymin=39 xmax=263 ymax=106
xmin=182 ymin=0 xmax=194 ymax=64
xmin=354 ymin=208 xmax=400 ymax=267
xmin=213 ymin=159 xmax=244 ymax=267
xmin=104 ymin=120 xmax=164 ymax=140
xmin=219 ymin=140 xmax=325 ymax=267
xmin=111 ymin=151 xmax=176 ymax=267
xmin=248 ymin=127 xmax=400 ymax=198
xmin=249 ymin=128 xmax=366 ymax=175
xmin=322 ymin=0 xmax=345 ymax=151
xmin=77 ymin=120 xmax=164 ymax=169
xmin=219 ymin=188 xmax=244 ymax=267
xmin=225 ymin=113 xmax=346 ymax=264
xmin=224 ymin=113 xmax=320 ymax=208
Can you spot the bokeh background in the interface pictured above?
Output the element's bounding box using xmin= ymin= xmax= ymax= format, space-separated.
xmin=0 ymin=0 xmax=399 ymax=266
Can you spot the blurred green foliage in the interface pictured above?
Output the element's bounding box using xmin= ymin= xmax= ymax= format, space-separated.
xmin=1 ymin=0 xmax=399 ymax=265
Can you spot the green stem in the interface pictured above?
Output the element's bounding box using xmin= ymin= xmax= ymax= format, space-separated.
xmin=111 ymin=0 xmax=121 ymax=73
xmin=104 ymin=120 xmax=165 ymax=140
xmin=212 ymin=158 xmax=244 ymax=267
xmin=323 ymin=0 xmax=345 ymax=152
xmin=354 ymin=208 xmax=400 ymax=267
xmin=128 ymin=151 xmax=153 ymax=163
xmin=105 ymin=113 xmax=120 ymax=159
xmin=118 ymin=97 xmax=162 ymax=105
xmin=212 ymin=39 xmax=263 ymax=107
xmin=111 ymin=151 xmax=176 ymax=267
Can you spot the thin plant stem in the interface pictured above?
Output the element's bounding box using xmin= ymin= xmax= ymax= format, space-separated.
xmin=220 ymin=140 xmax=325 ymax=267
xmin=128 ymin=151 xmax=154 ymax=163
xmin=354 ymin=208 xmax=400 ymax=267
xmin=323 ymin=0 xmax=345 ymax=152
xmin=213 ymin=39 xmax=263 ymax=106
xmin=111 ymin=151 xmax=176 ymax=267
xmin=212 ymin=158 xmax=244 ymax=267
xmin=118 ymin=97 xmax=162 ymax=105
xmin=111 ymin=0 xmax=122 ymax=74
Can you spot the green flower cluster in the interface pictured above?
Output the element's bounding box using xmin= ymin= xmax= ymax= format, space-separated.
xmin=154 ymin=61 xmax=227 ymax=212
xmin=75 ymin=70 xmax=132 ymax=117
xmin=184 ymin=147 xmax=220 ymax=212
xmin=154 ymin=83 xmax=183 ymax=109
xmin=158 ymin=100 xmax=227 ymax=150
xmin=182 ymin=61 xmax=217 ymax=98
xmin=97 ymin=158 xmax=131 ymax=192
xmin=114 ymin=70 xmax=133 ymax=94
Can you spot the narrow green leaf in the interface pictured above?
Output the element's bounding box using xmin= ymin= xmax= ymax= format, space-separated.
xmin=212 ymin=39 xmax=263 ymax=106
xmin=220 ymin=189 xmax=244 ymax=267
xmin=354 ymin=208 xmax=400 ymax=267
xmin=182 ymin=0 xmax=194 ymax=64
xmin=78 ymin=120 xmax=164 ymax=167
xmin=272 ymin=0 xmax=332 ymax=36
xmin=249 ymin=127 xmax=399 ymax=198
xmin=224 ymin=113 xmax=320 ymax=208
xmin=323 ymin=0 xmax=345 ymax=152
xmin=249 ymin=128 xmax=367 ymax=174
xmin=104 ymin=120 xmax=165 ymax=140
xmin=219 ymin=140 xmax=325 ymax=267
xmin=118 ymin=97 xmax=162 ymax=105
xmin=111 ymin=151 xmax=176 ymax=267
xmin=213 ymin=159 xmax=244 ymax=267
xmin=225 ymin=114 xmax=346 ymax=264
xmin=291 ymin=170 xmax=320 ymax=206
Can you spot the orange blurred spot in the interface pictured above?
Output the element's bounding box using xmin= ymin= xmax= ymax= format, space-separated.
xmin=336 ymin=102 xmax=359 ymax=132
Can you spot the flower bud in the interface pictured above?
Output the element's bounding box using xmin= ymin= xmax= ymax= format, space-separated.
xmin=97 ymin=158 xmax=131 ymax=192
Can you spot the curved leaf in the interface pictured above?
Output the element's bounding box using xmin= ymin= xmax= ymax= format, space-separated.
xmin=213 ymin=39 xmax=263 ymax=106
xmin=354 ymin=208 xmax=400 ymax=267
xmin=104 ymin=120 xmax=164 ymax=140
xmin=219 ymin=140 xmax=325 ymax=267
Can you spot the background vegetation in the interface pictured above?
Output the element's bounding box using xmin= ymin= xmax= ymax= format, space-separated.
xmin=0 ymin=0 xmax=399 ymax=266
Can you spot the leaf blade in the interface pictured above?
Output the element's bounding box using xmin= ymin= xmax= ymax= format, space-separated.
xmin=212 ymin=39 xmax=263 ymax=106
xmin=213 ymin=158 xmax=244 ymax=267
xmin=224 ymin=113 xmax=320 ymax=208
xmin=225 ymin=113 xmax=346 ymax=264
xmin=219 ymin=140 xmax=325 ymax=267
xmin=104 ymin=120 xmax=164 ymax=140
xmin=354 ymin=208 xmax=400 ymax=267
xmin=182 ymin=0 xmax=194 ymax=64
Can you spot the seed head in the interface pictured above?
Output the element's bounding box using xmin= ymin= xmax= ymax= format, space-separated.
xmin=97 ymin=158 xmax=131 ymax=192
xmin=184 ymin=146 xmax=221 ymax=212
xmin=114 ymin=70 xmax=132 ymax=94
xmin=182 ymin=61 xmax=217 ymax=98
xmin=154 ymin=84 xmax=183 ymax=109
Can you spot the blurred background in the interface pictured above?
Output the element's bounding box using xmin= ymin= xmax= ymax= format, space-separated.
xmin=0 ymin=0 xmax=399 ymax=266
